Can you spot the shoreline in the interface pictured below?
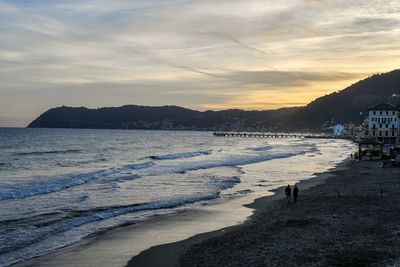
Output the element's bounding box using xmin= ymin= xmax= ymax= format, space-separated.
xmin=126 ymin=159 xmax=351 ymax=267
xmin=14 ymin=157 xmax=349 ymax=267
xmin=15 ymin=194 xmax=254 ymax=267
xmin=174 ymin=159 xmax=400 ymax=266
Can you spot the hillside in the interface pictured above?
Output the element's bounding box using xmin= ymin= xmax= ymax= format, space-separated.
xmin=27 ymin=105 xmax=299 ymax=131
xmin=28 ymin=69 xmax=400 ymax=131
xmin=289 ymin=69 xmax=400 ymax=129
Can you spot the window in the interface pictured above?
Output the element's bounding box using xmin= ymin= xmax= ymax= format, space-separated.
xmin=379 ymin=131 xmax=382 ymax=136
xmin=373 ymin=111 xmax=376 ymax=115
xmin=386 ymin=111 xmax=388 ymax=115
xmin=385 ymin=131 xmax=388 ymax=136
xmin=380 ymin=124 xmax=382 ymax=128
xmin=386 ymin=124 xmax=388 ymax=128
xmin=373 ymin=130 xmax=375 ymax=136
xmin=392 ymin=131 xmax=395 ymax=136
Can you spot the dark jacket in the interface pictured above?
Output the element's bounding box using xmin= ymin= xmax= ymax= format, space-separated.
xmin=293 ymin=187 xmax=299 ymax=197
xmin=285 ymin=186 xmax=291 ymax=196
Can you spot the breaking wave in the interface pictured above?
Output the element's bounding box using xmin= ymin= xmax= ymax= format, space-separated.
xmin=150 ymin=150 xmax=212 ymax=160
xmin=145 ymin=150 xmax=311 ymax=176
xmin=0 ymin=184 xmax=239 ymax=256
xmin=0 ymin=142 xmax=317 ymax=202
xmin=0 ymin=162 xmax=155 ymax=201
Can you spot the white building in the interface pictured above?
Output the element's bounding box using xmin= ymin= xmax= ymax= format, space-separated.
xmin=332 ymin=124 xmax=345 ymax=136
xmin=367 ymin=103 xmax=399 ymax=144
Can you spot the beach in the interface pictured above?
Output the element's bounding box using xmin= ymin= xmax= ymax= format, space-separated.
xmin=2 ymin=129 xmax=352 ymax=266
xmin=128 ymin=159 xmax=400 ymax=267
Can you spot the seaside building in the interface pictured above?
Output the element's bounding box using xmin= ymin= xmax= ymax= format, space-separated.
xmin=332 ymin=124 xmax=345 ymax=136
xmin=348 ymin=122 xmax=366 ymax=141
xmin=366 ymin=103 xmax=400 ymax=144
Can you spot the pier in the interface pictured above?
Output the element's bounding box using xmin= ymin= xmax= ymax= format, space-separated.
xmin=212 ymin=132 xmax=345 ymax=139
xmin=213 ymin=132 xmax=305 ymax=138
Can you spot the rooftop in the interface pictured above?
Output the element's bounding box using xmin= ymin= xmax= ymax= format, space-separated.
xmin=367 ymin=103 xmax=397 ymax=111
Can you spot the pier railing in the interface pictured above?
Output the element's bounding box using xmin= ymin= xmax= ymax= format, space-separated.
xmin=213 ymin=132 xmax=304 ymax=138
xmin=212 ymin=132 xmax=342 ymax=139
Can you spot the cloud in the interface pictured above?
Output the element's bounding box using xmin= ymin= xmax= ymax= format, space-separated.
xmin=219 ymin=70 xmax=364 ymax=87
xmin=0 ymin=0 xmax=400 ymax=126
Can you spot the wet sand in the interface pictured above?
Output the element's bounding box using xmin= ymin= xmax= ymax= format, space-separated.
xmin=128 ymin=160 xmax=400 ymax=267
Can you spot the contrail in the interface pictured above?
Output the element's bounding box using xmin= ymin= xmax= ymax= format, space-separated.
xmin=213 ymin=32 xmax=306 ymax=81
xmin=170 ymin=64 xmax=230 ymax=80
xmin=212 ymin=32 xmax=280 ymax=72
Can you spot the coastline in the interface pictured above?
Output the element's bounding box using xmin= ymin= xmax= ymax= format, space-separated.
xmin=126 ymin=159 xmax=350 ymax=267
xmin=128 ymin=159 xmax=400 ymax=267
xmin=15 ymin=193 xmax=255 ymax=267
xmin=14 ymin=156 xmax=348 ymax=267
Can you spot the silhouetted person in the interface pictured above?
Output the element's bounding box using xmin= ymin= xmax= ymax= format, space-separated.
xmin=293 ymin=184 xmax=299 ymax=203
xmin=285 ymin=185 xmax=291 ymax=203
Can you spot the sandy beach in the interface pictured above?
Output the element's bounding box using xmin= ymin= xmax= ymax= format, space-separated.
xmin=128 ymin=159 xmax=400 ymax=267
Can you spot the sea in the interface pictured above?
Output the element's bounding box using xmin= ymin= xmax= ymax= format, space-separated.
xmin=0 ymin=128 xmax=353 ymax=266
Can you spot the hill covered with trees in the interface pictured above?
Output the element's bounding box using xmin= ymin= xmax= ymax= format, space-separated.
xmin=28 ymin=69 xmax=400 ymax=131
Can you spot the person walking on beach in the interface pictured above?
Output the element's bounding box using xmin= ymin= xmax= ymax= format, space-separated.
xmin=293 ymin=184 xmax=299 ymax=203
xmin=285 ymin=185 xmax=291 ymax=203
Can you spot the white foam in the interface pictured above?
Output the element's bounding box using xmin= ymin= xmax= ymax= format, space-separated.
xmin=150 ymin=150 xmax=212 ymax=160
xmin=0 ymin=162 xmax=154 ymax=201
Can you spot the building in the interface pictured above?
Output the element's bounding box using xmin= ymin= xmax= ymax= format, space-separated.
xmin=367 ymin=103 xmax=399 ymax=144
xmin=332 ymin=124 xmax=345 ymax=136
xmin=347 ymin=122 xmax=366 ymax=141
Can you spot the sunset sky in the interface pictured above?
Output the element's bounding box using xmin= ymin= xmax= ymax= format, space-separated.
xmin=1 ymin=0 xmax=400 ymax=126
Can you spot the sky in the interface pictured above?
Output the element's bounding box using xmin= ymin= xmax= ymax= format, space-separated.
xmin=1 ymin=0 xmax=400 ymax=127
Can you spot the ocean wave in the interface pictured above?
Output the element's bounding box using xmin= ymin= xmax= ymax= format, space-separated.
xmin=145 ymin=151 xmax=307 ymax=176
xmin=0 ymin=162 xmax=154 ymax=201
xmin=248 ymin=145 xmax=273 ymax=151
xmin=14 ymin=149 xmax=82 ymax=156
xmin=56 ymin=157 xmax=108 ymax=167
xmin=0 ymin=144 xmax=315 ymax=202
xmin=149 ymin=150 xmax=212 ymax=160
xmin=0 ymin=190 xmax=236 ymax=255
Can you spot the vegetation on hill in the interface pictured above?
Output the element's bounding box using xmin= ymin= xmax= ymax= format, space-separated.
xmin=290 ymin=69 xmax=400 ymax=129
xmin=28 ymin=69 xmax=400 ymax=131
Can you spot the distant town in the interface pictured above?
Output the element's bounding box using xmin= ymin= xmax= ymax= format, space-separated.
xmin=214 ymin=102 xmax=400 ymax=161
xmin=329 ymin=102 xmax=400 ymax=161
